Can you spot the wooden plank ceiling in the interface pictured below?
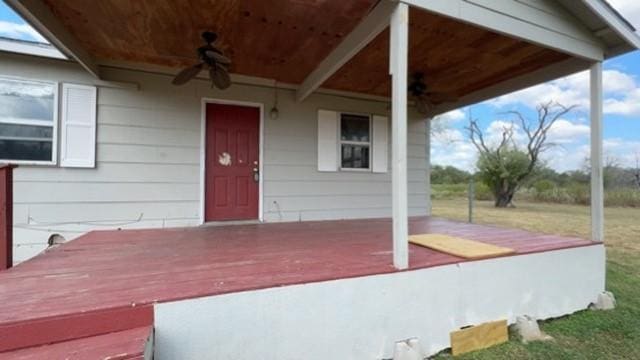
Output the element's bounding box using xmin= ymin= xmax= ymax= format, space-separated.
xmin=42 ymin=0 xmax=570 ymax=104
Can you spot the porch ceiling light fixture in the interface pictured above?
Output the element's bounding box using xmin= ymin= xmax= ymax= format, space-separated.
xmin=270 ymin=82 xmax=279 ymax=120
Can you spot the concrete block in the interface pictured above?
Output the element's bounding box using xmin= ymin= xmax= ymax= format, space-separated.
xmin=513 ymin=315 xmax=553 ymax=343
xmin=392 ymin=338 xmax=424 ymax=360
xmin=590 ymin=291 xmax=616 ymax=310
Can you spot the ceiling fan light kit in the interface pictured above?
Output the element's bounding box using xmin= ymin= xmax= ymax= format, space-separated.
xmin=408 ymin=72 xmax=433 ymax=114
xmin=172 ymin=31 xmax=232 ymax=90
xmin=407 ymin=72 xmax=458 ymax=114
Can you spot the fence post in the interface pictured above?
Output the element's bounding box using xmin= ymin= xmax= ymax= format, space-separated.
xmin=0 ymin=164 xmax=15 ymax=270
xmin=468 ymin=180 xmax=475 ymax=223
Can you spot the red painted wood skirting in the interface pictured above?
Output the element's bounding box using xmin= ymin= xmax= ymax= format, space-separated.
xmin=0 ymin=216 xmax=596 ymax=354
xmin=0 ymin=164 xmax=15 ymax=270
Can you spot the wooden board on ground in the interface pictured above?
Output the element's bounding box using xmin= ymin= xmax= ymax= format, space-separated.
xmin=409 ymin=233 xmax=515 ymax=259
xmin=450 ymin=319 xmax=509 ymax=356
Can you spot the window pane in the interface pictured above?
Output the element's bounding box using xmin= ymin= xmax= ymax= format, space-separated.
xmin=341 ymin=114 xmax=370 ymax=142
xmin=0 ymin=139 xmax=52 ymax=161
xmin=0 ymin=123 xmax=53 ymax=139
xmin=341 ymin=144 xmax=370 ymax=169
xmin=0 ymin=78 xmax=55 ymax=122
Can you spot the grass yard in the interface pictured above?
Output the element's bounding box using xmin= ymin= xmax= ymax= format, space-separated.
xmin=431 ymin=199 xmax=640 ymax=359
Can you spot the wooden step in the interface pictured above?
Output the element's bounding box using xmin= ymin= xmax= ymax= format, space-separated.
xmin=0 ymin=305 xmax=153 ymax=353
xmin=0 ymin=326 xmax=153 ymax=360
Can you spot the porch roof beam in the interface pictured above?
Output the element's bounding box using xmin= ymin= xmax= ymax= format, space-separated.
xmin=5 ymin=0 xmax=100 ymax=78
xmin=295 ymin=0 xmax=396 ymax=102
xmin=401 ymin=0 xmax=605 ymax=61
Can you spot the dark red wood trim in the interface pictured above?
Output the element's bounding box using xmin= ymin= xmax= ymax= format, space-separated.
xmin=0 ymin=304 xmax=153 ymax=353
xmin=0 ymin=164 xmax=16 ymax=270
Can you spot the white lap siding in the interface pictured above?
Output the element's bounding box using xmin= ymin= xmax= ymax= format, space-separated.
xmin=1 ymin=53 xmax=429 ymax=263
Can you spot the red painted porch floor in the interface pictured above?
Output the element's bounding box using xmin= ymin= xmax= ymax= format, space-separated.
xmin=0 ymin=216 xmax=596 ymax=356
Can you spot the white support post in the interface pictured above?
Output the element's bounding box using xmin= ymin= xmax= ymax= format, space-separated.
xmin=590 ymin=62 xmax=604 ymax=242
xmin=390 ymin=2 xmax=409 ymax=270
xmin=425 ymin=118 xmax=432 ymax=216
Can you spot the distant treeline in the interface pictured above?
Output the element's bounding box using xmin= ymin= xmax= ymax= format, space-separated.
xmin=431 ymin=165 xmax=640 ymax=207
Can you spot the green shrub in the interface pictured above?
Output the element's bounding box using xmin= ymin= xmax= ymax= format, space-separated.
xmin=605 ymin=188 xmax=640 ymax=207
xmin=431 ymin=165 xmax=471 ymax=184
xmin=430 ymin=164 xmax=640 ymax=207
xmin=566 ymin=182 xmax=590 ymax=205
xmin=431 ymin=183 xmax=468 ymax=199
xmin=474 ymin=181 xmax=493 ymax=201
xmin=533 ymin=179 xmax=556 ymax=194
xmin=520 ymin=183 xmax=640 ymax=208
xmin=431 ymin=182 xmax=493 ymax=201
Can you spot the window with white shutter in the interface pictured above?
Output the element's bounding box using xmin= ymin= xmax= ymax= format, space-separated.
xmin=317 ymin=109 xmax=389 ymax=173
xmin=372 ymin=115 xmax=389 ymax=173
xmin=317 ymin=109 xmax=338 ymax=172
xmin=60 ymin=83 xmax=97 ymax=168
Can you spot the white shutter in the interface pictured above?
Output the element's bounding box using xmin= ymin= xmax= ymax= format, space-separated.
xmin=317 ymin=109 xmax=338 ymax=172
xmin=372 ymin=115 xmax=389 ymax=173
xmin=60 ymin=83 xmax=97 ymax=168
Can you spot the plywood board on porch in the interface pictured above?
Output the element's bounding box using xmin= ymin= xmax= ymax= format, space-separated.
xmin=450 ymin=319 xmax=508 ymax=356
xmin=409 ymin=234 xmax=515 ymax=259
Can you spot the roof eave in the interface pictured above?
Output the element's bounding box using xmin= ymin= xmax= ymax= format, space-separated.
xmin=581 ymin=0 xmax=640 ymax=55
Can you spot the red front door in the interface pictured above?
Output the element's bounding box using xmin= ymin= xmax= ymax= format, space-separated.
xmin=205 ymin=103 xmax=259 ymax=221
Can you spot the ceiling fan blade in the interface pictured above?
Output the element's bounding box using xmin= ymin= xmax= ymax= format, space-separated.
xmin=172 ymin=63 xmax=203 ymax=85
xmin=414 ymin=96 xmax=431 ymax=114
xmin=215 ymin=62 xmax=228 ymax=72
xmin=172 ymin=31 xmax=232 ymax=90
xmin=210 ymin=64 xmax=231 ymax=89
xmin=205 ymin=50 xmax=231 ymax=65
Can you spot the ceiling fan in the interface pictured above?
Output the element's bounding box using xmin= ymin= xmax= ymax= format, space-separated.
xmin=408 ymin=72 xmax=456 ymax=114
xmin=172 ymin=31 xmax=232 ymax=89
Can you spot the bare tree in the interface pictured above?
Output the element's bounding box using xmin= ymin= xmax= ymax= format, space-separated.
xmin=467 ymin=101 xmax=577 ymax=207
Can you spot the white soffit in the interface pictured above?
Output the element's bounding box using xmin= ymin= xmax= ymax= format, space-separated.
xmin=0 ymin=36 xmax=66 ymax=59
xmin=565 ymin=0 xmax=640 ymax=56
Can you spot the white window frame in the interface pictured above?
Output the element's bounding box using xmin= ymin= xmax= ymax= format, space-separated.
xmin=339 ymin=112 xmax=372 ymax=172
xmin=0 ymin=76 xmax=58 ymax=166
